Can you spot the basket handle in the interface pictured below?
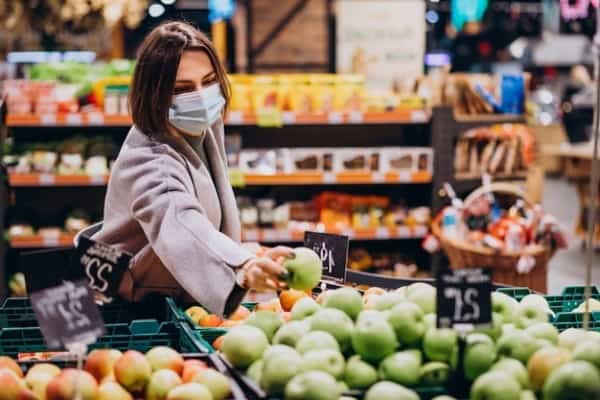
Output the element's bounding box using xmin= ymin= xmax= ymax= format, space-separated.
xmin=463 ymin=182 xmax=532 ymax=209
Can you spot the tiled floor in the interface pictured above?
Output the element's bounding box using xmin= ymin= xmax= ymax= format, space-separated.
xmin=544 ymin=178 xmax=600 ymax=293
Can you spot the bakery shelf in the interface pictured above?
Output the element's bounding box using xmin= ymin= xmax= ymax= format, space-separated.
xmin=7 ymin=226 xmax=428 ymax=249
xmin=241 ymin=225 xmax=429 ymax=243
xmin=6 ymin=110 xmax=429 ymax=128
xmin=10 ymin=234 xmax=76 ymax=248
xmin=236 ymin=171 xmax=432 ymax=186
xmin=9 ymin=173 xmax=109 ymax=187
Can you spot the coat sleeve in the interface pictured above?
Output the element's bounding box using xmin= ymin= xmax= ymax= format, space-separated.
xmin=126 ymin=146 xmax=253 ymax=316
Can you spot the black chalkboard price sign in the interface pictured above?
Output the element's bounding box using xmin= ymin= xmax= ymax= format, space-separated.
xmin=70 ymin=236 xmax=132 ymax=299
xmin=436 ymin=268 xmax=492 ymax=329
xmin=304 ymin=231 xmax=349 ymax=284
xmin=30 ymin=279 xmax=106 ymax=349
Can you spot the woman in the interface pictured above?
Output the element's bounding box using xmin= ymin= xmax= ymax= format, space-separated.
xmin=93 ymin=21 xmax=290 ymax=317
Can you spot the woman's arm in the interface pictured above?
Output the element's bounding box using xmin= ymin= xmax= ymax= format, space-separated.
xmin=126 ymin=147 xmax=254 ymax=316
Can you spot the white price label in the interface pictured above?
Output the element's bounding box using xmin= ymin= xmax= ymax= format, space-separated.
xmin=88 ymin=112 xmax=104 ymax=125
xmin=411 ymin=110 xmax=428 ymax=122
xmin=372 ymin=172 xmax=385 ymax=183
xmin=323 ymin=172 xmax=336 ymax=184
xmin=414 ymin=225 xmax=428 ymax=237
xmin=348 ymin=111 xmax=364 ymax=123
xmin=227 ymin=111 xmax=244 ymax=125
xmin=281 ymin=111 xmax=296 ymax=124
xmin=397 ymin=226 xmax=411 ymax=238
xmin=375 ymin=227 xmax=390 ymax=239
xmin=328 ymin=112 xmax=343 ymax=124
xmin=66 ymin=113 xmax=82 ymax=125
xmin=43 ymin=237 xmax=60 ymax=247
xmin=39 ymin=174 xmax=55 ymax=185
xmin=89 ymin=175 xmax=106 ymax=185
xmin=244 ymin=229 xmax=259 ymax=242
xmin=262 ymin=229 xmax=277 ymax=242
xmin=398 ymin=170 xmax=412 ymax=182
xmin=41 ymin=114 xmax=57 ymax=126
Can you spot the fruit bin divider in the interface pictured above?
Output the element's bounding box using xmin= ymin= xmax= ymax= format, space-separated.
xmin=552 ymin=311 xmax=600 ymax=331
xmin=217 ymin=354 xmax=450 ymax=400
xmin=496 ymin=285 xmax=600 ymax=315
xmin=17 ymin=352 xmax=247 ymax=400
xmin=0 ymin=318 xmax=213 ymax=358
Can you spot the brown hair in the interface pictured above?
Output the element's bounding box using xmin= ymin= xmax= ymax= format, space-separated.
xmin=129 ymin=21 xmax=230 ymax=138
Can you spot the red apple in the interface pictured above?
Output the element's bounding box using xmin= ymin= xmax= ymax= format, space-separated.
xmin=114 ymin=350 xmax=152 ymax=395
xmin=185 ymin=306 xmax=209 ymax=326
xmin=181 ymin=360 xmax=208 ymax=383
xmin=229 ymin=306 xmax=251 ymax=321
xmin=280 ymin=289 xmax=309 ymax=312
xmin=199 ymin=315 xmax=222 ymax=327
xmin=0 ymin=356 xmax=23 ymax=378
xmin=46 ymin=369 xmax=98 ymax=400
xmin=84 ymin=349 xmax=122 ymax=382
xmin=212 ymin=336 xmax=225 ymax=351
xmin=145 ymin=347 xmax=184 ymax=374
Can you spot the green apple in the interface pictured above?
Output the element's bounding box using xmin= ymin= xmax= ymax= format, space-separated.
xmin=520 ymin=294 xmax=555 ymax=316
xmin=343 ymin=355 xmax=378 ymax=390
xmin=351 ymin=311 xmax=398 ymax=364
xmin=492 ymin=292 xmax=519 ymax=323
xmin=291 ymin=297 xmax=320 ymax=321
xmin=222 ymin=325 xmax=268 ymax=368
xmin=375 ymin=291 xmax=406 ymax=311
xmin=284 ymin=370 xmax=341 ymax=400
xmin=263 ymin=344 xmax=299 ymax=363
xmin=423 ymin=328 xmax=458 ymax=363
xmin=323 ymin=287 xmax=363 ymax=320
xmin=166 ymin=383 xmax=212 ymax=400
xmin=543 ymin=361 xmax=600 ymax=400
xmin=474 ymin=312 xmax=504 ymax=341
xmin=246 ymin=360 xmax=263 ymax=384
xmin=378 ymin=350 xmax=422 ymax=386
xmin=190 ymin=369 xmax=231 ymax=400
xmin=260 ymin=347 xmax=302 ymax=395
xmin=587 ymin=331 xmax=600 ymax=341
xmin=490 ymin=358 xmax=529 ymax=389
xmin=497 ymin=330 xmax=542 ymax=365
xmin=432 ymin=397 xmax=457 ymax=400
xmin=301 ymin=349 xmax=345 ymax=379
xmin=464 ymin=334 xmax=497 ymax=380
xmin=364 ymin=381 xmax=419 ymax=400
xmin=387 ymin=302 xmax=425 ymax=347
xmin=245 ymin=310 xmax=282 ymax=342
xmin=419 ymin=362 xmax=450 ymax=386
xmin=423 ymin=313 xmax=436 ymax=331
xmin=471 ymin=370 xmax=521 ymax=400
xmin=310 ymin=308 xmax=354 ymax=351
xmin=283 ymin=247 xmax=323 ymax=291
xmin=558 ymin=328 xmax=589 ymax=351
xmin=573 ymin=298 xmax=600 ymax=313
xmin=337 ymin=381 xmax=349 ymax=393
xmin=527 ymin=346 xmax=572 ymax=391
xmin=296 ymin=331 xmax=340 ymax=354
xmin=272 ymin=320 xmax=310 ymax=347
xmin=406 ymin=282 xmax=436 ymax=314
xmin=525 ymin=322 xmax=559 ymax=345
xmin=573 ymin=339 xmax=600 ymax=369
xmin=515 ymin=304 xmax=550 ymax=329
xmin=146 ymin=370 xmax=182 ymax=400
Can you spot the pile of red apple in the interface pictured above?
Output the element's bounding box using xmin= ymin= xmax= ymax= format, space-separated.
xmin=0 ymin=346 xmax=232 ymax=400
xmin=217 ymin=283 xmax=600 ymax=400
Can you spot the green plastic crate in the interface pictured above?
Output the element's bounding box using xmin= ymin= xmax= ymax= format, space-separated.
xmin=552 ymin=311 xmax=600 ymax=332
xmin=0 ymin=297 xmax=180 ymax=328
xmin=0 ymin=319 xmax=211 ymax=358
xmin=167 ymin=297 xmax=256 ymax=328
xmin=496 ymin=286 xmax=600 ymax=314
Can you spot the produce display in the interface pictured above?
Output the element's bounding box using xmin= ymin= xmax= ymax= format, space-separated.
xmin=215 ymin=283 xmax=600 ymax=400
xmin=7 ymin=209 xmax=92 ymax=239
xmin=0 ymin=347 xmax=236 ymax=400
xmin=454 ymin=124 xmax=536 ymax=179
xmin=348 ymin=248 xmax=422 ymax=278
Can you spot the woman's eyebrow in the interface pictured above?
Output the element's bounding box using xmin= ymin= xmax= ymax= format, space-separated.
xmin=202 ymin=72 xmax=217 ymax=80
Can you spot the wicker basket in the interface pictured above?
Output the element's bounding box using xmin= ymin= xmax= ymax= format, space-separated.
xmin=432 ymin=183 xmax=553 ymax=292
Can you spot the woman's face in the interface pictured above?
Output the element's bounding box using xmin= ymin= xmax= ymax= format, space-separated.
xmin=174 ymin=50 xmax=218 ymax=95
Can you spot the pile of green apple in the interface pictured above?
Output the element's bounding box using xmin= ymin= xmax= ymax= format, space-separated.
xmin=0 ymin=346 xmax=233 ymax=400
xmin=221 ymin=283 xmax=600 ymax=400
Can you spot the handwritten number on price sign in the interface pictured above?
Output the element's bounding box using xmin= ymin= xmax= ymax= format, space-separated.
xmin=436 ymin=268 xmax=492 ymax=329
xmin=304 ymin=231 xmax=349 ymax=284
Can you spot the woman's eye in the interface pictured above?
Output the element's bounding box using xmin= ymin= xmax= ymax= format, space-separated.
xmin=174 ymin=81 xmax=196 ymax=95
xmin=202 ymin=76 xmax=217 ymax=85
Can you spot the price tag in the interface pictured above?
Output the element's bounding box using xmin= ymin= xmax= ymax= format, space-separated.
xmin=348 ymin=111 xmax=364 ymax=123
xmin=323 ymin=172 xmax=336 ymax=184
xmin=304 ymin=231 xmax=349 ymax=284
xmin=281 ymin=111 xmax=296 ymax=124
xmin=69 ymin=236 xmax=132 ymax=300
xmin=30 ymin=279 xmax=106 ymax=349
xmin=375 ymin=227 xmax=390 ymax=239
xmin=39 ymin=174 xmax=55 ymax=185
xmin=414 ymin=225 xmax=428 ymax=237
xmin=40 ymin=114 xmax=57 ymax=125
xmin=436 ymin=268 xmax=492 ymax=329
xmin=89 ymin=175 xmax=107 ymax=185
xmin=398 ymin=170 xmax=412 ymax=182
xmin=65 ymin=113 xmax=82 ymax=125
xmin=227 ymin=111 xmax=244 ymax=125
xmin=257 ymin=108 xmax=283 ymax=127
xmin=87 ymin=112 xmax=104 ymax=125
xmin=411 ymin=110 xmax=428 ymax=122
xmin=397 ymin=226 xmax=411 ymax=238
xmin=372 ymin=172 xmax=385 ymax=183
xmin=328 ymin=112 xmax=343 ymax=124
xmin=244 ymin=229 xmax=259 ymax=242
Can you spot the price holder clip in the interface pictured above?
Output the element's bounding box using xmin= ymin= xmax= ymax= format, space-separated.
xmin=69 ymin=235 xmax=133 ymax=303
xmin=304 ymin=231 xmax=349 ymax=285
xmin=436 ymin=268 xmax=492 ymax=330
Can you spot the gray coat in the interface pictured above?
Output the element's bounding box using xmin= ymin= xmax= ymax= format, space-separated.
xmin=93 ymin=121 xmax=252 ymax=316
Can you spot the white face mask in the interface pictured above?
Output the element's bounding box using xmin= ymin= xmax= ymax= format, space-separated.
xmin=168 ymin=83 xmax=225 ymax=136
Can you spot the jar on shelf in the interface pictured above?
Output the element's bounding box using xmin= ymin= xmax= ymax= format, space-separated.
xmin=238 ymin=197 xmax=258 ymax=229
xmin=257 ymin=198 xmax=276 ymax=228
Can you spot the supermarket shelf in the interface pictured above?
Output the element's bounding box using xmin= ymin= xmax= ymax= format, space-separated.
xmin=10 ymin=234 xmax=76 ymax=248
xmin=6 ymin=110 xmax=429 ymax=128
xmin=236 ymin=171 xmax=432 ymax=186
xmin=6 ymin=113 xmax=131 ymax=127
xmin=454 ymin=170 xmax=529 ymax=181
xmin=8 ymin=226 xmax=429 ymax=248
xmin=9 ymin=173 xmax=109 ymax=187
xmin=241 ymin=225 xmax=429 ymax=243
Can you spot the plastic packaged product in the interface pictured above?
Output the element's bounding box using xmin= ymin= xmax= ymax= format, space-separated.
xmin=334 ymin=149 xmax=375 ymax=172
xmin=85 ymin=155 xmax=109 ymax=175
xmin=505 ymin=223 xmax=526 ymax=252
xmin=229 ymin=74 xmax=253 ymax=112
xmin=442 ymin=206 xmax=460 ymax=239
xmin=104 ymin=85 xmax=120 ymax=115
xmin=57 ymin=153 xmax=84 ymax=175
xmin=252 ymin=75 xmax=280 ymax=111
xmin=239 ymin=150 xmax=279 ymax=174
xmin=31 ymin=151 xmax=57 ymax=173
xmin=334 ymin=74 xmax=364 ymax=112
xmin=257 ymin=198 xmax=276 ymax=228
xmin=238 ymin=198 xmax=258 ymax=229
xmin=288 ymin=74 xmax=313 ymax=113
xmin=310 ymin=74 xmax=336 ymax=113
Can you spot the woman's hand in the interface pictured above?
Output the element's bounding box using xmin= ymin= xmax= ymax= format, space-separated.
xmin=239 ymin=246 xmax=294 ymax=292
